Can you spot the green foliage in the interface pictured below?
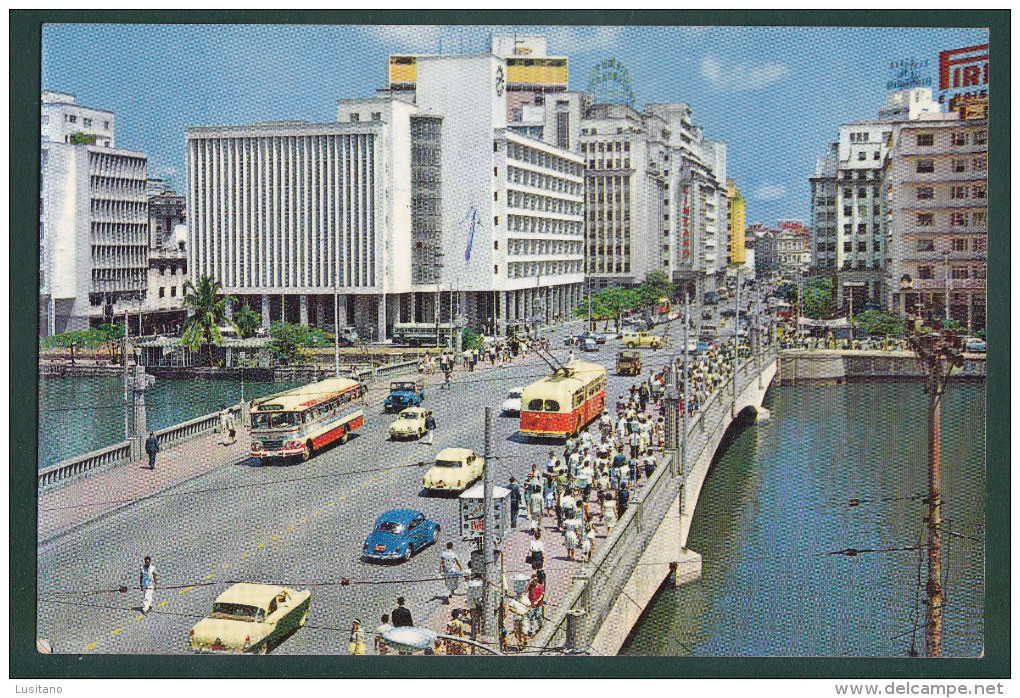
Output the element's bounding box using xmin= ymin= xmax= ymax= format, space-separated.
xmin=267 ymin=322 xmax=332 ymax=363
xmin=854 ymin=310 xmax=905 ymax=337
xmin=572 ymin=287 xmax=641 ymax=329
xmin=180 ymin=275 xmax=238 ymax=365
xmin=975 ymin=328 xmax=986 ymax=340
xmin=803 ymin=277 xmax=835 ymax=319
xmin=68 ymin=131 xmax=96 ymax=145
xmin=462 ymin=328 xmax=483 ymax=351
xmin=233 ymin=305 xmax=262 ymax=339
xmin=940 ymin=318 xmax=963 ymax=332
xmin=636 ymin=270 xmax=675 ymax=308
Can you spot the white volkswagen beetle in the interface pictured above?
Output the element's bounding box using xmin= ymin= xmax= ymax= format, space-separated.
xmin=501 ymin=387 xmax=525 ymax=416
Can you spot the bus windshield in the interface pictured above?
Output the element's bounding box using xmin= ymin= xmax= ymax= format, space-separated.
xmin=252 ymin=411 xmax=300 ymax=429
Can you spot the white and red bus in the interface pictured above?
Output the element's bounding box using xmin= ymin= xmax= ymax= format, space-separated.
xmin=519 ymin=360 xmax=607 ymax=439
xmin=249 ymin=377 xmax=365 ymax=462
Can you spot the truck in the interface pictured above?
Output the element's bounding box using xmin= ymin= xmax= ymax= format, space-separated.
xmin=616 ymin=350 xmax=643 ymax=376
xmin=390 ymin=322 xmax=458 ymax=348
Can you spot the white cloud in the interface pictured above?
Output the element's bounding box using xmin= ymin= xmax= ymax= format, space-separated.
xmin=754 ymin=184 xmax=787 ymax=201
xmin=700 ymin=55 xmax=790 ymax=91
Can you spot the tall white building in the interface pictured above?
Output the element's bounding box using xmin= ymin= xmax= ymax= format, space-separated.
xmin=40 ymin=91 xmax=148 ymax=335
xmin=187 ymin=53 xmax=583 ymax=339
xmin=809 ymin=88 xmax=948 ymax=310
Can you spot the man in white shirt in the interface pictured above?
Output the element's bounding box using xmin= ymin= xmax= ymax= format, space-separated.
xmin=139 ymin=556 xmax=157 ymax=614
xmin=439 ymin=542 xmax=465 ymax=604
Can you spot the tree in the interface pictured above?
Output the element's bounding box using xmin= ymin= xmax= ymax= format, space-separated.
xmin=68 ymin=132 xmax=96 ymax=145
xmin=180 ymin=276 xmax=238 ymax=365
xmin=233 ymin=305 xmax=262 ymax=339
xmin=462 ymin=328 xmax=483 ymax=351
xmin=637 ymin=270 xmax=675 ymax=308
xmin=268 ymin=322 xmax=309 ymax=365
xmin=854 ymin=309 xmax=905 ymax=337
xmin=803 ymin=277 xmax=835 ymax=319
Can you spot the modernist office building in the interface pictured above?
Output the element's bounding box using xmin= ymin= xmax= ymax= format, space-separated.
xmin=187 ymin=53 xmax=584 ymax=340
xmin=40 ymin=91 xmax=148 ymax=335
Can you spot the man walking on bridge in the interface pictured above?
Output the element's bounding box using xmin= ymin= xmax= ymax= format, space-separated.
xmin=144 ymin=432 xmax=159 ymax=470
xmin=139 ymin=556 xmax=157 ymax=614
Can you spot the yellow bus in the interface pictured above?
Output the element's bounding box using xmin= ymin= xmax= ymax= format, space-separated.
xmin=249 ymin=377 xmax=365 ymax=462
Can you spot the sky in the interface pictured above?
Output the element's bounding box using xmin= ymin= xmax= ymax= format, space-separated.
xmin=42 ymin=23 xmax=988 ymax=226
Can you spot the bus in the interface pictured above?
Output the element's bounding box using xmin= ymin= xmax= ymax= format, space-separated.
xmin=249 ymin=377 xmax=365 ymax=462
xmin=519 ymin=360 xmax=607 ymax=439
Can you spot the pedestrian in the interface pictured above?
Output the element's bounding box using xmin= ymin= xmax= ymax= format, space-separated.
xmin=568 ymin=350 xmax=575 ymax=364
xmin=374 ymin=614 xmax=393 ymax=655
xmin=139 ymin=555 xmax=157 ymax=614
xmin=422 ymin=411 xmax=436 ymax=445
xmin=445 ymin=609 xmax=468 ymax=655
xmin=526 ymin=571 xmax=546 ymax=635
xmin=392 ymin=596 xmax=413 ymax=627
xmin=348 ymin=619 xmax=366 ymax=655
xmin=508 ymin=477 xmax=522 ymax=529
xmin=527 ymin=528 xmax=545 ymax=571
xmin=144 ymin=431 xmax=159 ymax=469
xmin=603 ymin=491 xmax=617 ymax=532
xmin=439 ymin=542 xmax=465 ymax=604
xmin=442 ymin=365 xmax=452 ymax=391
xmin=218 ymin=405 xmax=231 ymax=445
xmin=617 ymin=484 xmax=630 ymax=518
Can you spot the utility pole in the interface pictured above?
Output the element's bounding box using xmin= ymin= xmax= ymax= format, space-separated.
xmin=334 ymin=286 xmax=340 ymax=378
xmin=944 ymin=251 xmax=951 ymax=325
xmin=906 ymin=331 xmax=963 ymax=657
xmin=480 ymin=407 xmax=496 ymax=641
xmin=123 ymin=309 xmax=130 ymax=440
xmin=733 ymin=273 xmax=740 ymax=410
xmin=681 ymin=292 xmax=690 ymax=477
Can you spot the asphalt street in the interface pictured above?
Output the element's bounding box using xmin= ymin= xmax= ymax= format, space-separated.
xmin=37 ymin=298 xmax=759 ymax=655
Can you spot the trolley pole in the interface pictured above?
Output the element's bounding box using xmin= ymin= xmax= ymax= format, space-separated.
xmin=481 ymin=407 xmax=496 ymax=640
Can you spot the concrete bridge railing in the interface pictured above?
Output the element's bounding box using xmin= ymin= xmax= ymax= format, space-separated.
xmin=535 ymin=348 xmax=779 ymax=655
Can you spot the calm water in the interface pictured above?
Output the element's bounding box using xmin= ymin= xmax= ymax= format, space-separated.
xmin=621 ymin=382 xmax=985 ymax=657
xmin=38 ymin=376 xmax=303 ymax=468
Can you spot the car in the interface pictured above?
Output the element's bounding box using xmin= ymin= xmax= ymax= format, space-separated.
xmin=582 ymin=337 xmax=598 ymax=352
xmin=389 ymin=406 xmax=432 ymax=440
xmin=620 ymin=330 xmax=663 ymax=349
xmin=964 ymin=337 xmax=986 ymax=353
xmin=702 ymin=310 xmax=713 ymax=320
xmin=720 ymin=308 xmax=736 ymax=317
xmin=362 ymin=508 xmax=441 ymax=562
xmin=501 ymin=387 xmax=524 ymax=415
xmin=422 ymin=447 xmax=484 ymax=493
xmin=188 ymin=583 xmax=311 ymax=654
xmin=589 ymin=331 xmax=608 ymax=344
xmin=383 ymin=376 xmax=425 ymax=413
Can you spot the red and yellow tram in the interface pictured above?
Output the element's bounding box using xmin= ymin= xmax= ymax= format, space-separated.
xmin=519 ymin=360 xmax=607 ymax=439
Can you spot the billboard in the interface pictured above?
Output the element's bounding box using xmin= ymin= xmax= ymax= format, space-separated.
xmin=938 ymin=44 xmax=988 ymax=107
xmin=886 ymin=57 xmax=933 ymax=92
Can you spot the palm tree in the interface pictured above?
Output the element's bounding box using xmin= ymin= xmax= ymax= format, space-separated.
xmin=180 ymin=276 xmax=239 ymax=365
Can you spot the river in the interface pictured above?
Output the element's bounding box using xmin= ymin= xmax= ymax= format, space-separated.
xmin=38 ymin=376 xmax=303 ymax=468
xmin=621 ymin=382 xmax=985 ymax=657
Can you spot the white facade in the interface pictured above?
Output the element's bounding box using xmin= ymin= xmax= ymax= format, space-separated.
xmin=40 ymin=123 xmax=148 ymax=335
xmin=41 ymin=90 xmax=114 ymax=148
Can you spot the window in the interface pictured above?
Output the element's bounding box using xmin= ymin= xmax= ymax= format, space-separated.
xmin=974 ymin=265 xmax=986 ymax=279
xmin=843 ymin=241 xmax=852 ymax=252
xmin=972 ymin=157 xmax=987 ymax=171
xmin=83 ymin=118 xmax=92 ymax=127
xmin=857 ymin=223 xmax=867 ymax=234
xmin=951 ymin=267 xmax=970 ymax=280
xmin=950 ymin=185 xmax=968 ymax=199
xmin=371 ymin=112 xmax=381 ymax=121
xmin=950 ymin=238 xmax=968 ymax=253
xmin=68 ymin=114 xmax=76 ymax=124
xmin=950 ymin=212 xmax=968 ymax=227
xmin=493 ymin=216 xmax=498 ymax=226
xmin=857 ymin=241 xmax=867 ymax=252
xmin=158 ymin=287 xmax=165 ymax=298
xmin=916 ymin=239 xmax=935 ymax=252
xmin=951 ymin=132 xmax=968 ymax=146
xmin=953 ymin=159 xmax=967 ymax=173
xmin=916 ymin=133 xmax=934 ymax=146
xmin=916 ymin=187 xmax=934 ymax=200
xmin=916 ymin=159 xmax=934 ymax=173
xmin=494 ymin=264 xmax=498 ymax=275
xmin=974 ymin=130 xmax=987 ymax=145
xmin=972 ymin=183 xmax=986 ymax=199
xmin=349 ymin=113 xmax=359 ymax=122
xmin=170 ymin=287 xmax=176 ymax=297
xmin=873 ymin=205 xmax=881 ymax=216
xmin=858 ymin=151 xmax=866 ymax=161
xmin=916 ymin=213 xmax=934 ymax=226
xmin=843 ymin=206 xmax=852 ymax=216
xmin=972 ymin=211 xmax=987 ymax=226
xmin=843 ymin=188 xmax=852 ymax=198
xmin=918 ymin=265 xmax=935 ymax=279
xmin=873 ymin=151 xmax=881 ymax=160
xmin=103 ymin=121 xmax=110 ymax=130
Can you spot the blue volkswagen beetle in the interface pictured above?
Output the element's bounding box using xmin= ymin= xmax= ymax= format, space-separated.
xmin=362 ymin=508 xmax=441 ymax=562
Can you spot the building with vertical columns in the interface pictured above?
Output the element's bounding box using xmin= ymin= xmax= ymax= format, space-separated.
xmin=726 ymin=179 xmax=745 ymax=266
xmin=40 ymin=91 xmax=148 ymax=336
xmin=186 ymin=53 xmax=583 ymax=340
xmin=884 ymin=115 xmax=987 ymax=331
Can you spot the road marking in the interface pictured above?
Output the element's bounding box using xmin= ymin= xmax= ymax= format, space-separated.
xmin=301 ymin=518 xmax=309 ymax=524
xmin=222 ymin=562 xmax=232 ymax=569
xmin=285 ymin=526 xmax=295 ymax=532
xmin=271 ymin=535 xmax=280 ymax=541
xmin=338 ymin=495 xmax=347 ymax=501
xmin=84 ymin=643 xmax=98 ymax=651
xmin=326 ymin=502 xmax=336 ymax=508
xmin=111 ymin=627 xmax=123 ymax=636
xmin=256 ymin=543 xmax=265 ymax=549
xmin=157 ymin=600 xmax=169 ymax=608
xmin=239 ymin=553 xmax=249 ymax=560
xmin=203 ymin=574 xmax=215 ymax=581
xmin=135 ymin=614 xmax=145 ymax=622
xmin=314 ymin=510 xmax=323 ymax=516
xmin=179 ymin=586 xmax=194 ymax=595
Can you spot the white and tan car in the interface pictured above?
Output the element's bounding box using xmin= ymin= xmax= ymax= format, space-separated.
xmin=389 ymin=407 xmax=432 ymax=440
xmin=422 ymin=447 xmax=484 ymax=493
xmin=188 ymin=583 xmax=311 ymax=654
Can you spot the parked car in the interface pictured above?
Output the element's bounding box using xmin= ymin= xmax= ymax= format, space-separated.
xmin=501 ymin=388 xmax=524 ymax=415
xmin=582 ymin=337 xmax=598 ymax=352
xmin=621 ymin=330 xmax=663 ymax=349
xmin=964 ymin=337 xmax=986 ymax=353
xmin=720 ymin=308 xmax=736 ymax=317
xmin=383 ymin=376 xmax=425 ymax=413
xmin=362 ymin=508 xmax=441 ymax=562
xmin=188 ymin=583 xmax=311 ymax=654
xmin=389 ymin=406 xmax=432 ymax=440
xmin=422 ymin=447 xmax=484 ymax=493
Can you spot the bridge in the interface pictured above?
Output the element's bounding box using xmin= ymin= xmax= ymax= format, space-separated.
xmin=534 ymin=347 xmax=779 ymax=655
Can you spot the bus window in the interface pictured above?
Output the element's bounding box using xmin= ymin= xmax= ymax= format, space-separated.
xmin=527 ymin=399 xmax=544 ymax=411
xmin=573 ymin=394 xmax=583 ymax=408
xmin=544 ymin=400 xmax=560 ymax=412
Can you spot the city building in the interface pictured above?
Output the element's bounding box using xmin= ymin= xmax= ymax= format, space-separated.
xmin=187 ymin=53 xmax=584 ymax=340
xmin=40 ymin=91 xmax=148 ymax=336
xmin=148 ymin=187 xmax=185 ymax=250
xmin=884 ymin=115 xmax=987 ymax=331
xmin=775 ymin=220 xmax=812 ymax=280
xmin=749 ymin=223 xmax=778 ymax=277
xmin=727 ymin=179 xmax=746 ymax=267
xmin=810 ymin=88 xmax=947 ymax=311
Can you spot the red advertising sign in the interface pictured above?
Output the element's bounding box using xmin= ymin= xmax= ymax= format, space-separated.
xmin=681 ymin=185 xmax=691 ymax=261
xmin=938 ymin=44 xmax=988 ymax=105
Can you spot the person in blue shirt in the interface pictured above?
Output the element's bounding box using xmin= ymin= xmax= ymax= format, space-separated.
xmin=139 ymin=556 xmax=157 ymax=614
